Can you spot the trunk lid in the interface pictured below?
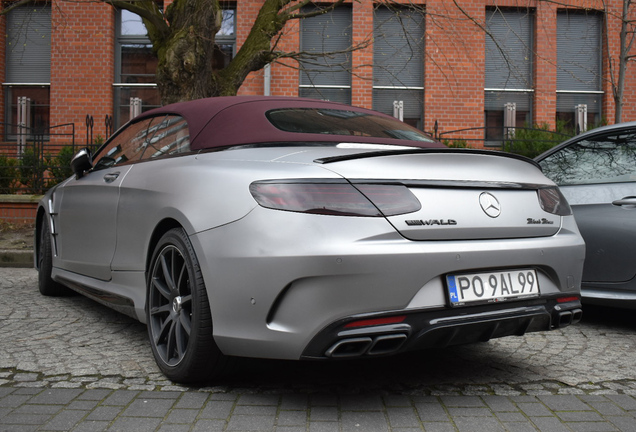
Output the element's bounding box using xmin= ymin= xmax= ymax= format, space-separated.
xmin=316 ymin=149 xmax=561 ymax=240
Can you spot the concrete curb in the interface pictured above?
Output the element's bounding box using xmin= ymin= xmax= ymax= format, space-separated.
xmin=0 ymin=249 xmax=33 ymax=268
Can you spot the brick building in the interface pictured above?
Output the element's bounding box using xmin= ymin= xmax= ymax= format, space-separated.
xmin=3 ymin=0 xmax=636 ymax=149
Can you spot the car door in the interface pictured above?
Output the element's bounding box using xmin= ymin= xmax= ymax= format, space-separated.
xmin=54 ymin=165 xmax=133 ymax=280
xmin=537 ymin=128 xmax=636 ymax=284
xmin=54 ymin=118 xmax=156 ymax=281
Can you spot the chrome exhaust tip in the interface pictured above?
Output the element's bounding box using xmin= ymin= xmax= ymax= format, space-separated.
xmin=367 ymin=334 xmax=407 ymax=355
xmin=325 ymin=334 xmax=408 ymax=358
xmin=558 ymin=311 xmax=573 ymax=327
xmin=325 ymin=337 xmax=373 ymax=358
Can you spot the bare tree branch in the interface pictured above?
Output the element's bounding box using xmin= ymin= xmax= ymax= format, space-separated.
xmin=0 ymin=0 xmax=43 ymax=15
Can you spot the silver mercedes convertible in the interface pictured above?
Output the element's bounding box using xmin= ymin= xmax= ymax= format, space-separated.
xmin=36 ymin=96 xmax=585 ymax=383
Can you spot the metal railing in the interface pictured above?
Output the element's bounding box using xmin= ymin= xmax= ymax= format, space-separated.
xmin=0 ymin=113 xmax=115 ymax=196
xmin=0 ymin=122 xmax=77 ymax=195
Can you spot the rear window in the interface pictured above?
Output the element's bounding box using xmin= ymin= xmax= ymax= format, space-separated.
xmin=266 ymin=108 xmax=435 ymax=142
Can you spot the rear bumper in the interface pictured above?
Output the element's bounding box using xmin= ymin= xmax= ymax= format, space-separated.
xmin=189 ymin=208 xmax=585 ymax=360
xmin=301 ymin=298 xmax=582 ymax=360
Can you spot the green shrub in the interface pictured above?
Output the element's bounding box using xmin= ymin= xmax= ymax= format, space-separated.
xmin=444 ymin=139 xmax=470 ymax=148
xmin=47 ymin=146 xmax=75 ymax=187
xmin=503 ymin=121 xmax=573 ymax=158
xmin=0 ymin=141 xmax=91 ymax=194
xmin=92 ymin=134 xmax=105 ymax=152
xmin=18 ymin=146 xmax=46 ymax=192
xmin=0 ymin=155 xmax=17 ymax=194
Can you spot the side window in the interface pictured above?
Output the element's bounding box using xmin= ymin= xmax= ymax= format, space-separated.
xmin=93 ymin=118 xmax=154 ymax=169
xmin=92 ymin=115 xmax=190 ymax=169
xmin=539 ymin=132 xmax=636 ymax=185
xmin=140 ymin=115 xmax=190 ymax=160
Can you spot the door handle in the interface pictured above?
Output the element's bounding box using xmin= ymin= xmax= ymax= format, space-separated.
xmin=103 ymin=172 xmax=120 ymax=183
xmin=612 ymin=196 xmax=636 ymax=207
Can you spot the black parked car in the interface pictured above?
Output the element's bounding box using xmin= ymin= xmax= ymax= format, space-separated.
xmin=536 ymin=122 xmax=636 ymax=309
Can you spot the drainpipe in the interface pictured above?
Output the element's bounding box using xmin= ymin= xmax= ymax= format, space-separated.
xmin=264 ymin=64 xmax=271 ymax=96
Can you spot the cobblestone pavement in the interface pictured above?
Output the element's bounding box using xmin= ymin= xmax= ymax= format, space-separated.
xmin=1 ymin=268 xmax=636 ymax=431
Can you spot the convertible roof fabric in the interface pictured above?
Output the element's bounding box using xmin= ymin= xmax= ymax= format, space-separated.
xmin=134 ymin=96 xmax=444 ymax=150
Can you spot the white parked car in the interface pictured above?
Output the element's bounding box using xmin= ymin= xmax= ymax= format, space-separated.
xmin=36 ymin=96 xmax=585 ymax=383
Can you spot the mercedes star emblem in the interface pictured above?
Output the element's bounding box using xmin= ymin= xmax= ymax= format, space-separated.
xmin=479 ymin=192 xmax=501 ymax=218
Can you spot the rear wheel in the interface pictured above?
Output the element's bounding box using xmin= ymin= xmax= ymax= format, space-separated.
xmin=38 ymin=219 xmax=71 ymax=296
xmin=146 ymin=228 xmax=228 ymax=383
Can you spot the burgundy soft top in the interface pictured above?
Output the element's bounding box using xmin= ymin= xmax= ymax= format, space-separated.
xmin=135 ymin=96 xmax=443 ymax=150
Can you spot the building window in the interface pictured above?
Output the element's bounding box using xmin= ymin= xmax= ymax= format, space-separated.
xmin=484 ymin=9 xmax=534 ymax=146
xmin=214 ymin=8 xmax=236 ymax=70
xmin=299 ymin=6 xmax=352 ymax=105
xmin=114 ymin=10 xmax=161 ymax=129
xmin=557 ymin=11 xmax=602 ymax=132
xmin=4 ymin=4 xmax=51 ymax=141
xmin=114 ymin=8 xmax=236 ymax=129
xmin=372 ymin=6 xmax=424 ymax=129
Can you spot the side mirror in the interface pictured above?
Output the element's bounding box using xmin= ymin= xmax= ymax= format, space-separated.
xmin=71 ymin=148 xmax=93 ymax=179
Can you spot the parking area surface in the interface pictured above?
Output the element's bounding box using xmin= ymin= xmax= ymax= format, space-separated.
xmin=1 ymin=267 xmax=636 ymax=431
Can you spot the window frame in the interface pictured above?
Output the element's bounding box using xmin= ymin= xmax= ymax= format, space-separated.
xmin=113 ymin=10 xmax=161 ymax=129
xmin=484 ymin=8 xmax=535 ymax=147
xmin=113 ymin=8 xmax=237 ymax=129
xmin=4 ymin=4 xmax=52 ymax=141
xmin=372 ymin=5 xmax=425 ymax=130
xmin=298 ymin=6 xmax=353 ymax=105
xmin=556 ymin=10 xmax=603 ymax=131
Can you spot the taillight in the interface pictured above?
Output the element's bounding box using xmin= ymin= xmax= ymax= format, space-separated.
xmin=557 ymin=296 xmax=580 ymax=303
xmin=355 ymin=184 xmax=421 ymax=216
xmin=538 ymin=187 xmax=572 ymax=216
xmin=344 ymin=315 xmax=407 ymax=328
xmin=249 ymin=181 xmax=420 ymax=217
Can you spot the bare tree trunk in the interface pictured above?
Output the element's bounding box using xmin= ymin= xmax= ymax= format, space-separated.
xmin=155 ymin=0 xmax=222 ymax=104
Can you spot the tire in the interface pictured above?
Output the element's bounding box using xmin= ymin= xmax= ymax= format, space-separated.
xmin=38 ymin=219 xmax=72 ymax=296
xmin=146 ymin=227 xmax=229 ymax=383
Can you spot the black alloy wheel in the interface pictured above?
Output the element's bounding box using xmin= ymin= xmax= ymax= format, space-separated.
xmin=146 ymin=228 xmax=226 ymax=383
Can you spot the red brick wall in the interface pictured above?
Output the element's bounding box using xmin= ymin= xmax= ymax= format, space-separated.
xmin=622 ymin=3 xmax=636 ymax=121
xmin=50 ymin=1 xmax=114 ymax=145
xmin=534 ymin=1 xmax=558 ymax=129
xmin=603 ymin=0 xmax=619 ymax=123
xmin=351 ymin=0 xmax=374 ymax=109
xmin=5 ymin=0 xmax=636 ymax=224
xmin=0 ymin=199 xmax=37 ymax=225
xmin=158 ymin=0 xmax=636 ymax=136
xmin=531 ymin=0 xmax=632 ymax=125
xmin=5 ymin=0 xmax=636 ymax=147
xmin=236 ymin=0 xmax=265 ymax=95
xmin=423 ymin=0 xmax=485 ymax=139
xmin=602 ymin=0 xmax=636 ymax=123
xmin=267 ymin=20 xmax=301 ymax=98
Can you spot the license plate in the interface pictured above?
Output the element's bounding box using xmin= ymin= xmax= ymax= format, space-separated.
xmin=446 ymin=269 xmax=540 ymax=306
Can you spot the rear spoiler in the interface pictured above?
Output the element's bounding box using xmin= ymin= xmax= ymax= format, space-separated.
xmin=314 ymin=148 xmax=541 ymax=169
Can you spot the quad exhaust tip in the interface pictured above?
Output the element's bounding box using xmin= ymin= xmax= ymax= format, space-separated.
xmin=555 ymin=308 xmax=583 ymax=328
xmin=325 ymin=308 xmax=583 ymax=357
xmin=325 ymin=334 xmax=408 ymax=358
